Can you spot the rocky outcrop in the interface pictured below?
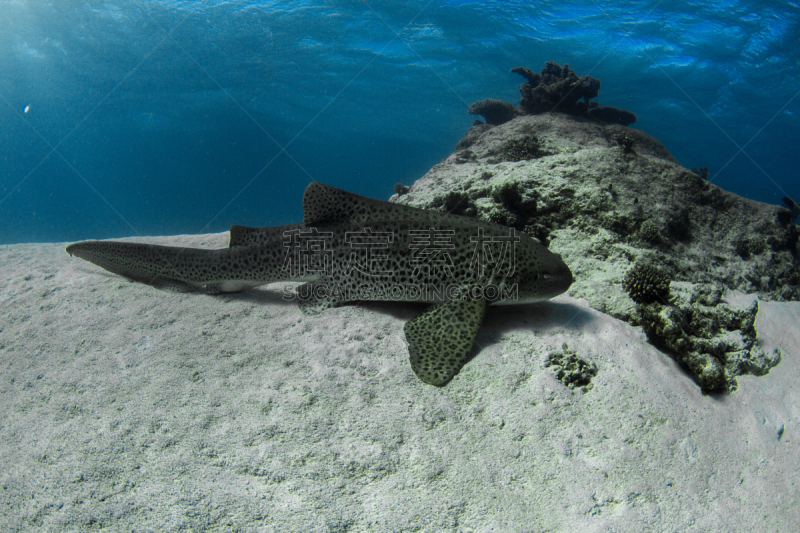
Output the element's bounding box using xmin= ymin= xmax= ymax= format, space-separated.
xmin=392 ymin=113 xmax=795 ymax=392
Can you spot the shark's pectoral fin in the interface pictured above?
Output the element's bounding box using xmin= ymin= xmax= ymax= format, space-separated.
xmin=403 ymin=297 xmax=489 ymax=386
xmin=148 ymin=277 xmax=198 ymax=293
xmin=204 ymin=282 xmax=247 ymax=294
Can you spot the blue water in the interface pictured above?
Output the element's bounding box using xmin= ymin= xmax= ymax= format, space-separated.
xmin=1 ymin=1 xmax=799 ymax=245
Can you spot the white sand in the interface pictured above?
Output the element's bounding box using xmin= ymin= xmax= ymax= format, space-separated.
xmin=1 ymin=234 xmax=798 ymax=531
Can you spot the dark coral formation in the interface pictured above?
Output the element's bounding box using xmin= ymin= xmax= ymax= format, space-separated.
xmin=494 ymin=182 xmax=537 ymax=216
xmin=485 ymin=181 xmax=540 ymax=231
xmin=511 ymin=61 xmax=637 ymax=126
xmin=692 ymin=166 xmax=710 ymax=180
xmin=782 ymin=196 xmax=800 ymax=224
xmin=501 ymin=135 xmax=550 ymax=161
xmin=735 ymin=235 xmax=766 ymax=259
xmin=637 ymin=220 xmax=661 ymax=244
xmin=511 ymin=62 xmax=598 ymax=115
xmin=615 ymin=133 xmax=636 ymax=154
xmin=468 ymin=98 xmax=519 ymax=126
xmin=432 ymin=190 xmax=475 ymax=217
xmin=393 ymin=182 xmax=410 ymax=195
xmin=623 ymin=263 xmax=672 ymax=304
xmin=666 ymin=209 xmax=692 ymax=242
xmin=545 ymin=343 xmax=598 ymax=393
xmin=636 ymin=293 xmax=780 ymax=394
xmin=453 ymin=149 xmax=477 ymax=164
xmin=492 ymin=182 xmax=522 ymax=208
xmin=465 ymin=61 xmax=637 ymax=131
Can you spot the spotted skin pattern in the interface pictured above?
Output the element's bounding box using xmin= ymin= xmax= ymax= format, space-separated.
xmin=66 ymin=182 xmax=573 ymax=386
xmin=405 ymin=297 xmax=488 ymax=386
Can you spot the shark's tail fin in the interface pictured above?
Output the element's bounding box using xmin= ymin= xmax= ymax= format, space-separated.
xmin=66 ymin=241 xmax=214 ymax=293
xmin=66 ymin=238 xmax=295 ymax=293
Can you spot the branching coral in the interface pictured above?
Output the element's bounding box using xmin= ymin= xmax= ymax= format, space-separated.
xmin=510 ymin=61 xmax=637 ymax=126
xmin=623 ymin=263 xmax=672 ymax=304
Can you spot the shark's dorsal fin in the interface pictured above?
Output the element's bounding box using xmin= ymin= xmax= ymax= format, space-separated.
xmin=302 ymin=182 xmax=443 ymax=226
xmin=302 ymin=182 xmax=349 ymax=224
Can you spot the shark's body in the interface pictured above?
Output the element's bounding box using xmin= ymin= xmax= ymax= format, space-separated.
xmin=66 ymin=182 xmax=572 ymax=385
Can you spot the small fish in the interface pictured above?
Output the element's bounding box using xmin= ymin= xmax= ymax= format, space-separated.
xmin=66 ymin=182 xmax=573 ymax=386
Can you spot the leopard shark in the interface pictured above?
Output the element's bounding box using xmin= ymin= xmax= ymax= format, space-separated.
xmin=66 ymin=182 xmax=573 ymax=386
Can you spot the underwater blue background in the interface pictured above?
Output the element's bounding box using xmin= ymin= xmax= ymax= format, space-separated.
xmin=1 ymin=0 xmax=798 ymax=245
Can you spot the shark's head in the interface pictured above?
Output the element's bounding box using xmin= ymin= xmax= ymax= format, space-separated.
xmin=492 ymin=231 xmax=573 ymax=305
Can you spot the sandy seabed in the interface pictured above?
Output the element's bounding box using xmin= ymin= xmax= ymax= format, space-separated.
xmin=1 ymin=233 xmax=798 ymax=532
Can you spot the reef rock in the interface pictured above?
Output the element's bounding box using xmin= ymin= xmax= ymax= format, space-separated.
xmin=392 ymin=113 xmax=796 ymax=391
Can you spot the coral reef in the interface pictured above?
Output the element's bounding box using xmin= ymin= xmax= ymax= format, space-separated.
xmin=468 ymin=98 xmax=519 ymax=126
xmin=465 ymin=61 xmax=637 ymax=129
xmin=692 ymin=166 xmax=710 ymax=180
xmin=634 ymin=285 xmax=781 ymax=393
xmin=623 ymin=263 xmax=672 ymax=304
xmin=615 ymin=133 xmax=636 ymax=154
xmin=511 ymin=61 xmax=636 ymax=126
xmin=392 ymin=112 xmax=797 ymax=392
xmin=544 ymin=343 xmax=598 ymax=393
xmin=735 ymin=235 xmax=766 ymax=258
xmin=637 ymin=220 xmax=661 ymax=244
xmin=782 ymin=196 xmax=800 ymax=223
xmin=511 ymin=62 xmax=599 ymax=116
